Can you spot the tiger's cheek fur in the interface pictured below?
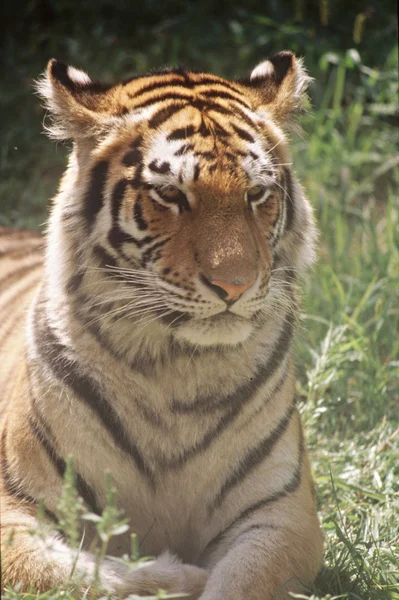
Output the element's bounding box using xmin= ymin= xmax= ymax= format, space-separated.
xmin=121 ymin=166 xmax=279 ymax=296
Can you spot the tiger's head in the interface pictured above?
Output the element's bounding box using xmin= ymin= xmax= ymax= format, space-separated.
xmin=38 ymin=52 xmax=316 ymax=348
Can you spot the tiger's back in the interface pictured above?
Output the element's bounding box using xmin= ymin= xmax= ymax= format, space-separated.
xmin=0 ymin=228 xmax=44 ymax=406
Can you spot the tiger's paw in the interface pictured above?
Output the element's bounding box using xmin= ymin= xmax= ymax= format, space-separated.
xmin=101 ymin=552 xmax=208 ymax=599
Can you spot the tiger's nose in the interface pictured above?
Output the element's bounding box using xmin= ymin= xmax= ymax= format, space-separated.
xmin=202 ymin=276 xmax=255 ymax=303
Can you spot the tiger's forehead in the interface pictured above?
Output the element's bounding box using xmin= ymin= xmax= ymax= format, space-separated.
xmin=99 ymin=71 xmax=287 ymax=190
xmin=119 ymin=68 xmax=252 ymax=111
xmin=119 ymin=100 xmax=278 ymax=191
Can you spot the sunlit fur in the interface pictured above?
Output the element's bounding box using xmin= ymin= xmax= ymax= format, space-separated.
xmin=0 ymin=52 xmax=323 ymax=599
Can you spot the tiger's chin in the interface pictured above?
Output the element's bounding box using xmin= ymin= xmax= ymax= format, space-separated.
xmin=172 ymin=313 xmax=254 ymax=347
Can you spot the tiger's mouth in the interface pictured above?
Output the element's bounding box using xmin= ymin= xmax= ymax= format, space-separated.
xmin=160 ymin=308 xmax=251 ymax=328
xmin=206 ymin=312 xmax=249 ymax=324
xmin=168 ymin=308 xmax=256 ymax=347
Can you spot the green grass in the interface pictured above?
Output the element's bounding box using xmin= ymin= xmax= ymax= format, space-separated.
xmin=2 ymin=5 xmax=398 ymax=599
xmin=295 ymin=60 xmax=399 ymax=597
xmin=293 ymin=52 xmax=399 ymax=598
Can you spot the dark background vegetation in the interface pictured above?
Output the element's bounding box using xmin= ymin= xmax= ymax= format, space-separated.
xmin=1 ymin=2 xmax=398 ymax=599
xmin=0 ymin=0 xmax=397 ymax=227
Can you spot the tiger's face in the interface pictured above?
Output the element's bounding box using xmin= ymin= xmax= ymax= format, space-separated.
xmin=40 ymin=54 xmax=315 ymax=347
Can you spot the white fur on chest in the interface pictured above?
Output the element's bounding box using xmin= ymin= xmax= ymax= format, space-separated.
xmin=30 ymin=283 xmax=295 ymax=562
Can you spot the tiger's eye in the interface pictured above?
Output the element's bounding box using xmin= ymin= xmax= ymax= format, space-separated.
xmin=247 ymin=185 xmax=266 ymax=202
xmin=153 ymin=184 xmax=191 ymax=213
xmin=162 ymin=185 xmax=180 ymax=199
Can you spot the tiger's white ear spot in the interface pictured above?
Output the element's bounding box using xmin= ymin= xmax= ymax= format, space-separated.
xmin=67 ymin=66 xmax=92 ymax=86
xmin=250 ymin=60 xmax=274 ymax=81
xmin=35 ymin=59 xmax=114 ymax=141
xmin=245 ymin=51 xmax=311 ymax=123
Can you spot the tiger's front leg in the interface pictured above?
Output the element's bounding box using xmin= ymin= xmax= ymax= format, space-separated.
xmin=199 ymin=454 xmax=323 ymax=600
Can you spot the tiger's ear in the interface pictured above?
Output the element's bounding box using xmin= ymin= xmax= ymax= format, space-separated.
xmin=245 ymin=51 xmax=311 ymax=122
xmin=36 ymin=59 xmax=116 ymax=140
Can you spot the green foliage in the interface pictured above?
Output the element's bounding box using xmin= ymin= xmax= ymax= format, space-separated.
xmin=1 ymin=1 xmax=398 ymax=598
xmin=56 ymin=456 xmax=86 ymax=548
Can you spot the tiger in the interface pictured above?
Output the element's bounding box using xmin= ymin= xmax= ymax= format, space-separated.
xmin=0 ymin=51 xmax=323 ymax=599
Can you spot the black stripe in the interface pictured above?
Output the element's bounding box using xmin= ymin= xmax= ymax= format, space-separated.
xmin=29 ymin=415 xmax=102 ymax=515
xmin=239 ymin=369 xmax=288 ymax=427
xmin=150 ymin=197 xmax=169 ymax=213
xmin=198 ymin=120 xmax=211 ymax=137
xmin=193 ymin=164 xmax=200 ymax=181
xmin=145 ymin=95 xmax=238 ymax=124
xmin=130 ymin=135 xmax=143 ymax=150
xmin=230 ymin=522 xmax=279 ymax=546
xmin=195 ymin=78 xmax=245 ymax=95
xmin=29 ymin=415 xmax=66 ymax=477
xmin=66 ymin=271 xmax=84 ymax=294
xmin=234 ymin=522 xmax=278 ymax=538
xmin=130 ymin=76 xmax=244 ymax=101
xmin=130 ymin=77 xmax=193 ymax=98
xmin=134 ymin=194 xmax=148 ymax=231
xmin=1 ymin=427 xmax=57 ymax=522
xmin=108 ymin=179 xmax=159 ymax=252
xmin=145 ymin=96 xmax=250 ymax=129
xmin=28 ymin=372 xmax=91 ymax=490
xmin=129 ymin=162 xmax=145 ymax=188
xmin=29 ymin=379 xmax=57 ymax=442
xmin=158 ymin=323 xmax=292 ymax=469
xmin=82 ymin=161 xmax=109 ymax=230
xmin=283 ymin=168 xmax=295 ymax=233
xmin=154 ymin=187 xmax=190 ymax=215
xmin=83 ymin=297 xmax=117 ymax=318
xmin=92 ymin=244 xmax=118 ymax=269
xmin=232 ymin=124 xmax=255 ymax=144
xmin=1 ymin=427 xmax=38 ymax=506
xmin=76 ymin=311 xmax=125 ymax=364
xmin=232 ymin=432 xmax=304 ymax=519
xmin=230 ymin=105 xmax=258 ymax=130
xmin=225 ymin=152 xmax=238 ymax=164
xmin=172 ymin=313 xmax=295 ymax=414
xmin=108 ymin=179 xmax=130 ymax=250
xmin=208 ymin=403 xmax=296 ymax=514
xmin=123 ymin=148 xmax=143 ymax=166
xmin=148 ymin=160 xmax=171 ymax=175
xmin=198 ymin=101 xmax=232 ymax=116
xmin=148 ymin=103 xmax=187 ymax=129
xmin=78 ymin=310 xmax=194 ymax=378
xmin=205 ymin=117 xmax=231 ymax=138
xmin=136 ymin=92 xmax=237 ymax=112
xmin=133 ymin=397 xmax=167 ymax=429
xmin=33 ymin=310 xmax=154 ymax=485
xmin=201 ymin=89 xmax=250 ymax=108
xmin=141 ymin=237 xmax=172 ymax=267
xmin=195 ymin=150 xmax=217 ymax=161
xmin=167 ymin=126 xmax=196 ymax=141
xmin=204 ymin=523 xmax=280 ymax=559
xmin=204 ymin=432 xmax=304 ymax=553
xmin=175 ymin=143 xmax=195 ymax=156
